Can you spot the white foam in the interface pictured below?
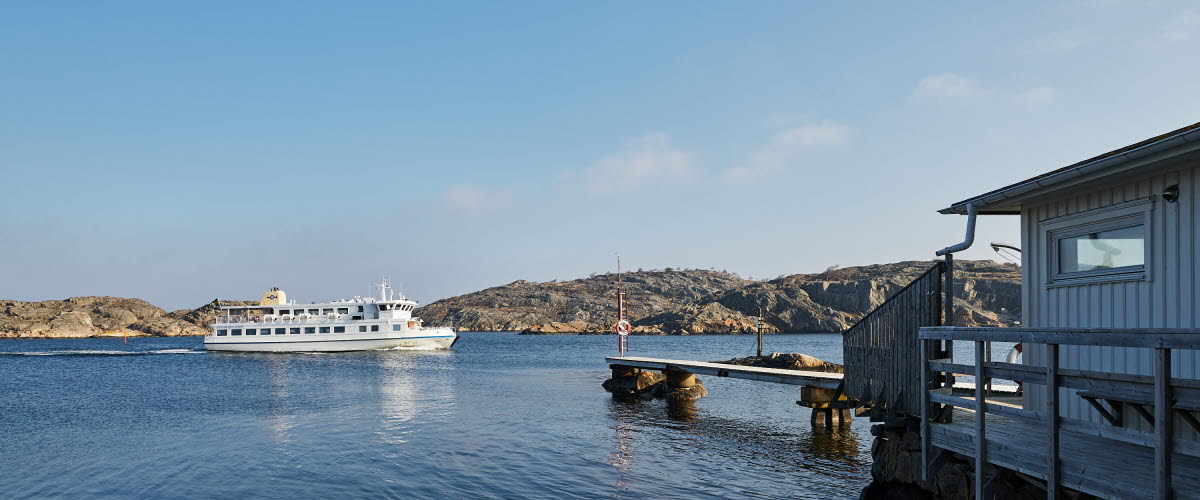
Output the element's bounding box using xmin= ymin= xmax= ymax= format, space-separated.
xmin=0 ymin=348 xmax=205 ymax=356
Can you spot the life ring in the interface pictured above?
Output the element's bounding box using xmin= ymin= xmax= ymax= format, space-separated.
xmin=614 ymin=320 xmax=631 ymax=335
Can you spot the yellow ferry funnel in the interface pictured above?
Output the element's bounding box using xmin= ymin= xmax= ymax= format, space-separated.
xmin=260 ymin=288 xmax=287 ymax=306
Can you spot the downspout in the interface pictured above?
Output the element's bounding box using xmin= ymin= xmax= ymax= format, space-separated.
xmin=936 ymin=203 xmax=978 ymax=256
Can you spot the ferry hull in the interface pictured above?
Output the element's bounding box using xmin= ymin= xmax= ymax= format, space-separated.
xmin=204 ymin=330 xmax=457 ymax=352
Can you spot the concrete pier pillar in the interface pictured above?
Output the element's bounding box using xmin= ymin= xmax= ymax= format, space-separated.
xmin=665 ymin=369 xmax=697 ymax=388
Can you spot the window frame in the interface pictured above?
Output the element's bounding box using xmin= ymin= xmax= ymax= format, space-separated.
xmin=1041 ymin=198 xmax=1152 ymax=287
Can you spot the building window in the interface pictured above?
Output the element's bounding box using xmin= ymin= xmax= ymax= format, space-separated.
xmin=319 ymin=327 xmax=330 ymax=333
xmin=359 ymin=326 xmax=367 ymax=332
xmin=393 ymin=324 xmax=401 ymax=331
xmin=216 ymin=329 xmax=227 ymax=336
xmin=232 ymin=329 xmax=242 ymax=336
xmin=290 ymin=328 xmax=301 ymax=334
xmin=305 ymin=327 xmax=316 ymax=334
xmin=337 ymin=308 xmax=349 ymax=314
xmin=1042 ymin=199 xmax=1150 ymax=286
xmin=371 ymin=325 xmax=379 ymax=332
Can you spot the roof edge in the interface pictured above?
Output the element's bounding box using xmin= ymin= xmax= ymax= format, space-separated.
xmin=939 ymin=122 xmax=1200 ymax=215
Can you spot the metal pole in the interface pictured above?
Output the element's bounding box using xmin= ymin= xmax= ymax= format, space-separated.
xmin=757 ymin=307 xmax=763 ymax=357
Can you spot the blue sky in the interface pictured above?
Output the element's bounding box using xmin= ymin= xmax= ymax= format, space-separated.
xmin=2 ymin=2 xmax=1199 ymax=310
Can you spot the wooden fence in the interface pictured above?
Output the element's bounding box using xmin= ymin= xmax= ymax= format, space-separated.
xmin=842 ymin=261 xmax=945 ymax=415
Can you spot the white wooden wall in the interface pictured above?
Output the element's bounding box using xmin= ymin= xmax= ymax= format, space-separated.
xmin=1021 ymin=160 xmax=1199 ymax=433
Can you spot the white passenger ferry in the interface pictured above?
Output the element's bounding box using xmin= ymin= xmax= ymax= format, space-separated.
xmin=204 ymin=281 xmax=457 ymax=352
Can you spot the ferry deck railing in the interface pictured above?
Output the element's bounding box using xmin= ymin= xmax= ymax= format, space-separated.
xmin=919 ymin=326 xmax=1200 ymax=499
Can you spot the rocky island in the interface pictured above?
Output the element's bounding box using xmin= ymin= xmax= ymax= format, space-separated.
xmin=0 ymin=260 xmax=1020 ymax=338
xmin=416 ymin=260 xmax=1021 ymax=334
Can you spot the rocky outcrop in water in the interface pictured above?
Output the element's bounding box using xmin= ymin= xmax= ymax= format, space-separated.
xmin=717 ymin=353 xmax=844 ymax=373
xmin=416 ymin=260 xmax=1021 ymax=334
xmin=0 ymin=297 xmax=255 ymax=339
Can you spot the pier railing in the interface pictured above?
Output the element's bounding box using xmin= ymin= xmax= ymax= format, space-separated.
xmin=842 ymin=261 xmax=944 ymax=415
xmin=919 ymin=326 xmax=1200 ymax=499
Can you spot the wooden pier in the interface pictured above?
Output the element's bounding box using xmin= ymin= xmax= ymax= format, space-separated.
xmin=606 ymin=356 xmax=844 ymax=389
xmin=605 ymin=356 xmax=1016 ymax=427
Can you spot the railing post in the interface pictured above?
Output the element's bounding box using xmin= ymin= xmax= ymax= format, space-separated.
xmin=943 ymin=255 xmax=954 ymax=393
xmin=975 ymin=340 xmax=986 ymax=499
xmin=1047 ymin=343 xmax=1059 ymax=500
xmin=920 ymin=336 xmax=930 ymax=482
xmin=1155 ymin=347 xmax=1173 ymax=499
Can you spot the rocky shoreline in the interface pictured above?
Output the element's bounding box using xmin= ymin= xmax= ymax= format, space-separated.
xmin=2 ymin=260 xmax=1021 ymax=339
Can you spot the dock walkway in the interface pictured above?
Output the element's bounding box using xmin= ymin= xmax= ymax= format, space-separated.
xmin=604 ymin=356 xmax=1017 ymax=393
xmin=606 ymin=356 xmax=845 ymax=389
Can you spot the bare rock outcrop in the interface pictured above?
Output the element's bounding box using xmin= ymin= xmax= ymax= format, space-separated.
xmin=0 ymin=297 xmax=253 ymax=339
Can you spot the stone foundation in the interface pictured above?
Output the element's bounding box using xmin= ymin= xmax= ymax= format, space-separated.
xmin=861 ymin=421 xmax=1072 ymax=500
xmin=603 ymin=367 xmax=708 ymax=401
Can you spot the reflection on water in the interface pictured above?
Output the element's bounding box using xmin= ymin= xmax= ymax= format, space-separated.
xmin=1 ymin=332 xmax=870 ymax=499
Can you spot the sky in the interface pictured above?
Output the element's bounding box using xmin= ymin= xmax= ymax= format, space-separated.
xmin=2 ymin=1 xmax=1199 ymax=310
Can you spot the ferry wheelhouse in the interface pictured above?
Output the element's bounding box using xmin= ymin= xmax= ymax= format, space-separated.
xmin=204 ymin=281 xmax=457 ymax=352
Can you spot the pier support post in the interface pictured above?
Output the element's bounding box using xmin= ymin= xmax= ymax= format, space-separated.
xmin=611 ymin=365 xmax=639 ymax=378
xmin=665 ymin=369 xmax=697 ymax=388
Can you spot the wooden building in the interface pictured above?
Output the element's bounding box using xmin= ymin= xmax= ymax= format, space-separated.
xmin=929 ymin=122 xmax=1200 ymax=499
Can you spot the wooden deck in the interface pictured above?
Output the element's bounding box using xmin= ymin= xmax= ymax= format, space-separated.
xmin=931 ymin=407 xmax=1200 ymax=499
xmin=606 ymin=356 xmax=845 ymax=389
xmin=605 ymin=356 xmax=1018 ymax=393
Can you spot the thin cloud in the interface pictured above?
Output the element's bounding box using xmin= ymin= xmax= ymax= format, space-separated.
xmin=561 ymin=132 xmax=695 ymax=195
xmin=442 ymin=184 xmax=513 ymax=216
xmin=915 ymin=73 xmax=1054 ymax=104
xmin=914 ymin=73 xmax=987 ymax=101
xmin=1015 ymin=86 xmax=1055 ymax=103
xmin=722 ymin=122 xmax=852 ymax=184
xmin=1152 ymin=9 xmax=1200 ymax=46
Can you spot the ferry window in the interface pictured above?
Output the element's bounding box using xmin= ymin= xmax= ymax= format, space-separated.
xmin=278 ymin=309 xmax=289 ymax=315
xmin=308 ymin=309 xmax=319 ymax=315
xmin=1043 ymin=200 xmax=1150 ymax=286
xmin=334 ymin=326 xmax=345 ymax=333
xmin=358 ymin=306 xmax=364 ymax=312
xmin=359 ymin=326 xmax=367 ymax=332
xmin=290 ymin=328 xmax=301 ymax=334
xmin=371 ymin=325 xmax=379 ymax=332
xmin=246 ymin=329 xmax=256 ymax=335
xmin=232 ymin=329 xmax=242 ymax=336
xmin=393 ymin=325 xmax=401 ymax=331
xmin=380 ymin=304 xmax=389 ymax=311
xmin=352 ymin=316 xmax=362 ymax=320
xmin=319 ymin=327 xmax=330 ymax=333
xmin=322 ymin=309 xmax=333 ymax=315
xmin=275 ymin=328 xmax=285 ymax=334
xmin=217 ymin=329 xmax=227 ymax=336
xmin=304 ymin=327 xmax=316 ymax=334
xmin=337 ymin=308 xmax=349 ymax=314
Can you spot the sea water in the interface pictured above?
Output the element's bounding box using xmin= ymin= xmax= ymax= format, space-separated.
xmin=0 ymin=333 xmax=872 ymax=499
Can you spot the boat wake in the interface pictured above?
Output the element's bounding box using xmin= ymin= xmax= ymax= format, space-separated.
xmin=0 ymin=349 xmax=205 ymax=357
xmin=376 ymin=345 xmax=444 ymax=351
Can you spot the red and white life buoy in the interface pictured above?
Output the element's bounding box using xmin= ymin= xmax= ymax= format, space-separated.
xmin=614 ymin=320 xmax=631 ymax=335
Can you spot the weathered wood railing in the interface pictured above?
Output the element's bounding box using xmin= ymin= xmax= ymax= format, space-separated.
xmin=842 ymin=261 xmax=944 ymax=415
xmin=920 ymin=326 xmax=1200 ymax=500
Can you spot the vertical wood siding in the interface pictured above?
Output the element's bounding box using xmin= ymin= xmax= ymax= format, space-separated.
xmin=1022 ymin=162 xmax=1198 ymax=435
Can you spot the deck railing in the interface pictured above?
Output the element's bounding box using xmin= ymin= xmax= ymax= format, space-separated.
xmin=920 ymin=326 xmax=1200 ymax=499
xmin=842 ymin=261 xmax=945 ymax=415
